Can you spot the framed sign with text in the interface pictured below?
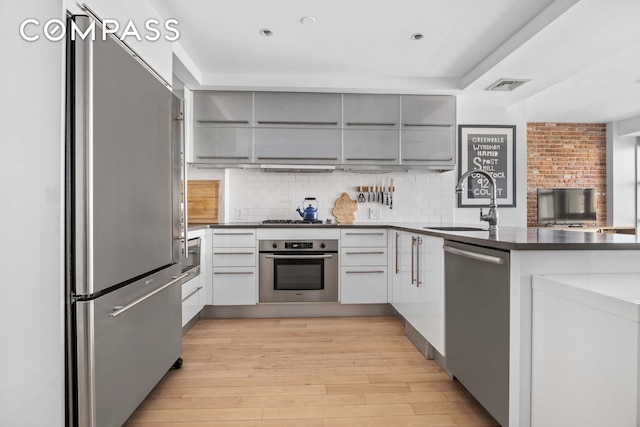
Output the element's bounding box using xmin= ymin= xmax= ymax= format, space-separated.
xmin=458 ymin=125 xmax=516 ymax=207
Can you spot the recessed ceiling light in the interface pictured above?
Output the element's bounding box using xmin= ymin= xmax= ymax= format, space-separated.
xmin=259 ymin=28 xmax=274 ymax=37
xmin=410 ymin=33 xmax=424 ymax=40
xmin=300 ymin=16 xmax=316 ymax=25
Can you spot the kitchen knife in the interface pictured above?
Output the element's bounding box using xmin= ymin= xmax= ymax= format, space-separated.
xmin=386 ymin=177 xmax=389 ymax=206
xmin=390 ymin=178 xmax=394 ymax=209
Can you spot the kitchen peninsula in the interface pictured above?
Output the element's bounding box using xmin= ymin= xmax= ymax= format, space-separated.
xmin=189 ymin=221 xmax=640 ymax=427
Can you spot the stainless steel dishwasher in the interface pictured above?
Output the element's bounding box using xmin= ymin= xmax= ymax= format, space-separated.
xmin=444 ymin=241 xmax=510 ymax=427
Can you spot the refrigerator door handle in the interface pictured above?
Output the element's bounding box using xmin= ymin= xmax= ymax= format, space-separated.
xmin=108 ymin=273 xmax=188 ymax=318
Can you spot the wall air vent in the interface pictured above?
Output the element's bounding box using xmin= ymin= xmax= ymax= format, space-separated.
xmin=485 ymin=78 xmax=531 ymax=91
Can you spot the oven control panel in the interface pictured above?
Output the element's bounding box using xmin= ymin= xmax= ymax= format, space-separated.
xmin=285 ymin=242 xmax=313 ymax=249
xmin=259 ymin=239 xmax=339 ymax=252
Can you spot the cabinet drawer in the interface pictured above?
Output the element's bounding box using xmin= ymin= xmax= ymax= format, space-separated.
xmin=212 ymin=250 xmax=256 ymax=267
xmin=340 ymin=267 xmax=388 ymax=304
xmin=340 ymin=248 xmax=387 ymax=266
xmin=341 ymin=229 xmax=388 ymax=247
xmin=212 ymin=267 xmax=257 ymax=305
xmin=181 ymin=276 xmax=204 ymax=326
xmin=181 ymin=274 xmax=202 ymax=299
xmin=212 ymin=229 xmax=256 ymax=247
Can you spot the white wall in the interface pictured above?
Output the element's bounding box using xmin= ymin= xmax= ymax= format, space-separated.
xmin=0 ymin=2 xmax=65 ymax=426
xmin=607 ymin=122 xmax=637 ymax=226
xmin=455 ymin=102 xmax=528 ymax=227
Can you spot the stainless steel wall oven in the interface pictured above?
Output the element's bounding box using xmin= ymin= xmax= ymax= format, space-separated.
xmin=259 ymin=239 xmax=338 ymax=302
xmin=182 ymin=237 xmax=201 ymax=280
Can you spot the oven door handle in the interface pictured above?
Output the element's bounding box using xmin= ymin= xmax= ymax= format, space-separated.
xmin=264 ymin=254 xmax=334 ymax=259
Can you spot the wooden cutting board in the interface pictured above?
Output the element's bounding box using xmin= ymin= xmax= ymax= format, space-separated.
xmin=187 ymin=180 xmax=220 ymax=224
xmin=332 ymin=192 xmax=358 ymax=224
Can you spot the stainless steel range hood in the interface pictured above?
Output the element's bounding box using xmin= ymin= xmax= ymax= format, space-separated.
xmin=260 ymin=164 xmax=336 ymax=173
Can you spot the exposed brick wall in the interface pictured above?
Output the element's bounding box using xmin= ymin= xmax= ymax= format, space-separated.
xmin=527 ymin=122 xmax=607 ymax=227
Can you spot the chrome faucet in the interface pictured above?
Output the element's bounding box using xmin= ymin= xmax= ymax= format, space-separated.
xmin=455 ymin=170 xmax=499 ymax=231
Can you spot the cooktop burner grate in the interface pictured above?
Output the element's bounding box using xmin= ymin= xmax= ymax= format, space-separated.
xmin=262 ymin=219 xmax=326 ymax=224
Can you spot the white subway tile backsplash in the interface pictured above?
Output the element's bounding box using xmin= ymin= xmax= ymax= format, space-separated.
xmin=187 ymin=167 xmax=454 ymax=224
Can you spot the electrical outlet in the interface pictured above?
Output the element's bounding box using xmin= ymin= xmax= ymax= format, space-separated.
xmin=369 ymin=208 xmax=381 ymax=220
xmin=234 ymin=208 xmax=244 ymax=220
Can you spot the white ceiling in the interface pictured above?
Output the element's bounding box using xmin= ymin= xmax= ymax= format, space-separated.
xmin=150 ymin=0 xmax=640 ymax=123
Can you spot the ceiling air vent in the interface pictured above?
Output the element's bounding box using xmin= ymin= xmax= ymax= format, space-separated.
xmin=485 ymin=78 xmax=531 ymax=91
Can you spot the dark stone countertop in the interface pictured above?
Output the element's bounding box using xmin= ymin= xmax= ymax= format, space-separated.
xmin=189 ymin=222 xmax=640 ymax=251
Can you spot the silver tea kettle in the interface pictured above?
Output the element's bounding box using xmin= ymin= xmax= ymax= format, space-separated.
xmin=296 ymin=197 xmax=318 ymax=221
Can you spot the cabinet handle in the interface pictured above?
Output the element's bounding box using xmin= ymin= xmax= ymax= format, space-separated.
xmin=402 ymin=124 xmax=452 ymax=128
xmin=182 ymin=286 xmax=203 ymax=302
xmin=109 ymin=273 xmax=188 ymax=318
xmin=196 ymin=120 xmax=250 ymax=124
xmin=411 ymin=236 xmax=416 ymax=285
xmin=213 ymin=271 xmax=254 ymax=275
xmin=264 ymin=254 xmax=333 ymax=260
xmin=257 ymin=121 xmax=338 ymax=126
xmin=345 ymin=122 xmax=397 ymax=126
xmin=256 ymin=156 xmax=339 ymax=161
xmin=344 ymin=232 xmax=385 ymax=236
xmin=416 ymin=236 xmax=422 ymax=287
xmin=345 ymin=158 xmax=397 ymax=162
xmin=196 ymin=156 xmax=250 ymax=160
xmin=395 ymin=233 xmax=399 ymax=274
xmin=214 ymin=232 xmax=254 ymax=236
xmin=402 ymin=157 xmax=454 ymax=162
xmin=345 ymin=270 xmax=385 ymax=274
xmin=214 ymin=252 xmax=254 ymax=255
xmin=345 ymin=251 xmax=385 ymax=255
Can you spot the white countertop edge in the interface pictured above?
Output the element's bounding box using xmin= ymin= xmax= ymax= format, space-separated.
xmin=532 ymin=274 xmax=640 ymax=322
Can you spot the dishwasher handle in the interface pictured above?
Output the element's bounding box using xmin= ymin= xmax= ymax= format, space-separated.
xmin=444 ymin=245 xmax=505 ymax=265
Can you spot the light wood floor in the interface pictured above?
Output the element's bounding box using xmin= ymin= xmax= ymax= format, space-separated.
xmin=125 ymin=316 xmax=499 ymax=426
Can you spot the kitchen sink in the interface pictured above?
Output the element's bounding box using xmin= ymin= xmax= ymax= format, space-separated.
xmin=424 ymin=226 xmax=486 ymax=232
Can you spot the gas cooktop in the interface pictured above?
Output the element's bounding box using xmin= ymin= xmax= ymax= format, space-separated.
xmin=262 ymin=219 xmax=332 ymax=225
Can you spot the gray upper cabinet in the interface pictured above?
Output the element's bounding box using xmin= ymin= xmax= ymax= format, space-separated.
xmin=193 ymin=92 xmax=253 ymax=164
xmin=254 ymin=128 xmax=342 ymax=164
xmin=400 ymin=95 xmax=456 ymax=168
xmin=343 ymin=94 xmax=399 ymax=128
xmin=343 ymin=130 xmax=399 ymax=164
xmin=401 ymin=95 xmax=455 ymax=126
xmin=343 ymin=95 xmax=400 ymax=164
xmin=193 ymin=91 xmax=252 ymax=126
xmin=189 ymin=91 xmax=457 ymax=169
xmin=254 ymin=92 xmax=341 ymax=127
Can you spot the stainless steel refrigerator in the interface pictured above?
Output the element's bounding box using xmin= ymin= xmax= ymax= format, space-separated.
xmin=65 ymin=14 xmax=185 ymax=427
